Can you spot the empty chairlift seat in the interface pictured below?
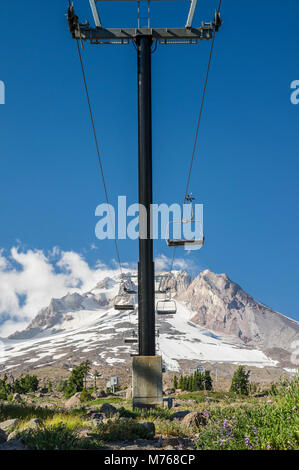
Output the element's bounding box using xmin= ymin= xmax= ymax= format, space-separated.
xmin=166 ymin=194 xmax=204 ymax=247
xmin=123 ymin=275 xmax=138 ymax=295
xmin=166 ymin=220 xmax=205 ymax=247
xmin=156 ymin=299 xmax=177 ymax=315
xmin=114 ymin=295 xmax=135 ymax=311
xmin=124 ymin=331 xmax=138 ymax=344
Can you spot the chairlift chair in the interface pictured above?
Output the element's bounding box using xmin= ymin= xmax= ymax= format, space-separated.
xmin=114 ymin=294 xmax=135 ymax=311
xmin=124 ymin=331 xmax=138 ymax=344
xmin=155 ymin=274 xmax=171 ymax=294
xmin=122 ymin=275 xmax=138 ymax=295
xmin=166 ymin=194 xmax=204 ymax=247
xmin=156 ymin=298 xmax=177 ymax=315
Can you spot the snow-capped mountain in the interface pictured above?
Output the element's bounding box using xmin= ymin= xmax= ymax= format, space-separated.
xmin=0 ymin=270 xmax=298 ymax=373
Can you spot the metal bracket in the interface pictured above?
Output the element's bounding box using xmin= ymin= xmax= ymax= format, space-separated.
xmin=89 ymin=0 xmax=102 ymax=28
xmin=186 ymin=0 xmax=198 ymax=29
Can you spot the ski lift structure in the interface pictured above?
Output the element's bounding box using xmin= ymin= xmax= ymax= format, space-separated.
xmin=166 ymin=194 xmax=204 ymax=247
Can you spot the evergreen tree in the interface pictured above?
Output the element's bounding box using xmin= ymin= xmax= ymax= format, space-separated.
xmin=173 ymin=375 xmax=178 ymax=390
xmin=63 ymin=362 xmax=91 ymax=398
xmin=203 ymin=370 xmax=213 ymax=391
xmin=178 ymin=375 xmax=183 ymax=389
xmin=182 ymin=376 xmax=188 ymax=391
xmin=230 ymin=366 xmax=250 ymax=395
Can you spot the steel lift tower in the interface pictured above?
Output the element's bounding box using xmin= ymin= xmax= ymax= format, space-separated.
xmin=67 ymin=0 xmax=221 ymax=407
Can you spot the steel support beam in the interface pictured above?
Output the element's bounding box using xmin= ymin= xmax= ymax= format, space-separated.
xmin=73 ymin=26 xmax=215 ymax=43
xmin=137 ymin=35 xmax=155 ymax=357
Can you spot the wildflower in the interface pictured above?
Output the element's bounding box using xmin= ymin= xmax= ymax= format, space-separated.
xmin=244 ymin=436 xmax=254 ymax=450
xmin=202 ymin=409 xmax=210 ymax=419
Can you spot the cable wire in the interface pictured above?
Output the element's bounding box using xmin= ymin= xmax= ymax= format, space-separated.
xmin=169 ymin=0 xmax=222 ymax=273
xmin=74 ymin=38 xmax=123 ymax=276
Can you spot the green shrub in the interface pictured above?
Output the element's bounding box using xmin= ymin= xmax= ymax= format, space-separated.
xmin=97 ymin=419 xmax=153 ymax=441
xmin=0 ymin=403 xmax=56 ymax=421
xmin=80 ymin=389 xmax=91 ymax=402
xmin=19 ymin=424 xmax=101 ymax=450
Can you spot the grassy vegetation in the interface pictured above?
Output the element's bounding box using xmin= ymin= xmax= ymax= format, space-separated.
xmin=177 ymin=390 xmax=234 ymax=403
xmin=195 ymin=377 xmax=299 ymax=450
xmin=118 ymin=406 xmax=173 ymax=420
xmin=18 ymin=424 xmax=102 ymax=450
xmin=0 ymin=375 xmax=297 ymax=450
xmin=83 ymin=396 xmax=126 ymax=406
xmin=96 ymin=419 xmax=154 ymax=441
xmin=0 ymin=403 xmax=56 ymax=421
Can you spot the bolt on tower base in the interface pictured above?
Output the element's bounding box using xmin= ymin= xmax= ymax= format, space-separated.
xmin=132 ymin=355 xmax=163 ymax=408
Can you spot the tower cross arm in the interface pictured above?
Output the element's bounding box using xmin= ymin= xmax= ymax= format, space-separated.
xmin=66 ymin=5 xmax=222 ymax=44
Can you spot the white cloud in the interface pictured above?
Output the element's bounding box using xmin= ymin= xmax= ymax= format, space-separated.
xmin=155 ymin=253 xmax=198 ymax=273
xmin=0 ymin=246 xmax=200 ymax=338
xmin=0 ymin=247 xmax=116 ymax=338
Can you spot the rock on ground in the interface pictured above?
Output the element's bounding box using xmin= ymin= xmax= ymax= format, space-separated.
xmin=171 ymin=411 xmax=191 ymax=421
xmin=0 ymin=419 xmax=19 ymax=433
xmin=23 ymin=418 xmax=42 ymax=431
xmin=0 ymin=440 xmax=27 ymax=450
xmin=12 ymin=393 xmax=22 ymax=403
xmin=139 ymin=421 xmax=155 ymax=436
xmin=181 ymin=411 xmax=207 ymax=428
xmin=99 ymin=403 xmax=118 ymax=417
xmin=65 ymin=392 xmax=81 ymax=409
xmin=0 ymin=429 xmax=7 ymax=444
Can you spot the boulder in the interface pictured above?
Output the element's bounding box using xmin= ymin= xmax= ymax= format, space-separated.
xmin=0 ymin=440 xmax=27 ymax=450
xmin=0 ymin=429 xmax=7 ymax=444
xmin=99 ymin=403 xmax=118 ymax=417
xmin=0 ymin=419 xmax=19 ymax=433
xmin=23 ymin=418 xmax=42 ymax=431
xmin=181 ymin=411 xmax=207 ymax=429
xmin=171 ymin=411 xmax=190 ymax=421
xmin=12 ymin=393 xmax=22 ymax=403
xmin=102 ymin=416 xmax=119 ymax=424
xmin=86 ymin=412 xmax=105 ymax=426
xmin=139 ymin=421 xmax=155 ymax=437
xmin=164 ymin=388 xmax=175 ymax=395
xmin=65 ymin=392 xmax=81 ymax=409
xmin=96 ymin=390 xmax=107 ymax=398
xmin=7 ymin=430 xmax=21 ymax=441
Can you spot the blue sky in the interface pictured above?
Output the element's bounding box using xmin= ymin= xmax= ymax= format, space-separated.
xmin=0 ymin=0 xmax=299 ymax=323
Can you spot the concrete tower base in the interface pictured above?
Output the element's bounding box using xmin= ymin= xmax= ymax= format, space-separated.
xmin=132 ymin=356 xmax=163 ymax=408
